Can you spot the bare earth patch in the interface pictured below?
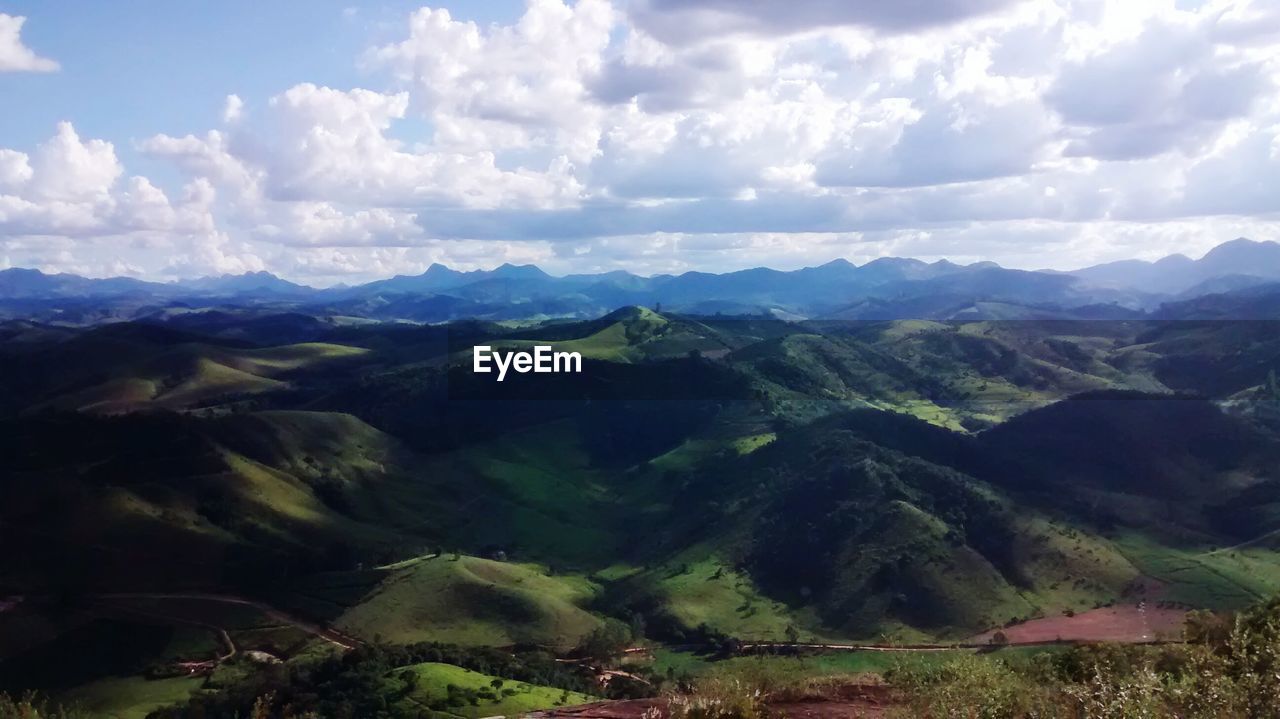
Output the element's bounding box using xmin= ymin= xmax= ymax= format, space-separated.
xmin=969 ymin=604 xmax=1188 ymax=644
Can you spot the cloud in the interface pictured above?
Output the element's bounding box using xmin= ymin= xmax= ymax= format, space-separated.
xmin=252 ymin=202 xmax=423 ymax=247
xmin=253 ymin=83 xmax=583 ymax=209
xmin=1047 ymin=17 xmax=1272 ymax=160
xmin=1179 ymin=125 xmax=1280 ymax=217
xmin=815 ymin=99 xmax=1052 ymax=187
xmin=0 ymin=14 xmax=58 ymax=72
xmin=366 ymin=1 xmax=615 ymax=163
xmin=628 ymin=0 xmax=1018 ymax=45
xmin=223 ymin=94 xmax=245 ymax=123
xmin=8 ymin=0 xmax=1280 ymax=281
xmin=26 ymin=122 xmax=123 ymax=202
xmin=0 ymin=123 xmax=244 ymax=277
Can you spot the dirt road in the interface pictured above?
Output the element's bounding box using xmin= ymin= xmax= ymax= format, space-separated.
xmin=94 ymin=592 xmax=363 ymax=650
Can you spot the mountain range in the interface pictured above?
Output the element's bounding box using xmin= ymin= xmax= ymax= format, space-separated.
xmin=3 ymin=238 xmax=1279 ymax=324
xmin=5 ymin=244 xmax=1280 ymax=717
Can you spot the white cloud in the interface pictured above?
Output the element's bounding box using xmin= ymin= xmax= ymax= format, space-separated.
xmin=367 ymin=1 xmax=615 ymax=164
xmin=627 ymin=0 xmax=1019 ymax=45
xmin=0 ymin=124 xmax=241 ymax=277
xmin=253 ymin=82 xmax=583 ymax=209
xmin=0 ymin=14 xmax=58 ymax=72
xmin=26 ymin=122 xmax=122 ymax=202
xmin=252 ymin=201 xmax=423 ymax=247
xmin=8 ymin=0 xmax=1280 ymax=281
xmin=222 ymin=94 xmax=245 ymax=123
xmin=0 ymin=149 xmax=33 ymax=192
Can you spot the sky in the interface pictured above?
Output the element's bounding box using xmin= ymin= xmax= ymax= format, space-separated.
xmin=0 ymin=0 xmax=1278 ymax=285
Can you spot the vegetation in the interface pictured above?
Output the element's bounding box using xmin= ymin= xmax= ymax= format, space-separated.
xmin=643 ymin=595 xmax=1280 ymax=719
xmin=136 ymin=641 xmax=602 ymax=719
xmin=327 ymin=556 xmax=604 ymax=650
xmin=887 ymin=596 xmax=1280 ymax=717
xmin=5 ymin=309 xmax=1280 ymax=715
xmin=0 ymin=694 xmax=87 ymax=719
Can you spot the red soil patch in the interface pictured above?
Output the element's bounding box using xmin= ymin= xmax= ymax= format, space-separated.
xmin=528 ymin=699 xmax=660 ymax=719
xmin=969 ymin=604 xmax=1188 ymax=645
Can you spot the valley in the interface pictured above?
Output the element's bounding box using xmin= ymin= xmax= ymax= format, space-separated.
xmin=3 ymin=242 xmax=1280 ymax=717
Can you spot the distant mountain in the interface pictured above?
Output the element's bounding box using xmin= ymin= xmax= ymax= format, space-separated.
xmin=177 ymin=270 xmax=313 ymax=296
xmin=1072 ymin=238 xmax=1280 ymax=294
xmin=2 ymin=238 xmax=1278 ymax=324
xmin=0 ymin=267 xmax=162 ymax=299
xmin=1154 ymin=281 xmax=1280 ymax=320
xmin=355 ymin=262 xmax=554 ymax=295
xmin=0 ymin=268 xmax=310 ymax=299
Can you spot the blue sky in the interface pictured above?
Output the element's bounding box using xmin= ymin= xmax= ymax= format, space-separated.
xmin=0 ymin=0 xmax=1278 ymax=284
xmin=0 ymin=2 xmax=523 ymax=178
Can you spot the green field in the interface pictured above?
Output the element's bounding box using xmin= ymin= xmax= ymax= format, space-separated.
xmin=392 ymin=662 xmax=597 ymax=718
xmin=1114 ymin=533 xmax=1280 ymax=609
xmin=648 ymin=645 xmax=1068 ymax=685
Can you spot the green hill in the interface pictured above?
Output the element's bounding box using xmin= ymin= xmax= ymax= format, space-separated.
xmin=488 ymin=306 xmax=741 ymax=363
xmin=0 ymin=410 xmax=444 ymax=590
xmin=6 ymin=313 xmax=1280 ymax=696
xmin=315 ymin=556 xmax=603 ymax=650
xmin=0 ymin=322 xmax=369 ymax=415
xmin=390 ymin=662 xmax=596 ymax=717
xmin=604 ymin=395 xmax=1280 ymax=640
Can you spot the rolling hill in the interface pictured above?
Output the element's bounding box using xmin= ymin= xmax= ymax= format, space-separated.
xmin=4 ymin=294 xmax=1280 ymax=716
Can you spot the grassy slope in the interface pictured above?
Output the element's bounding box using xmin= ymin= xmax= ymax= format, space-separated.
xmin=649 ymin=644 xmax=1066 ymax=685
xmin=34 ymin=341 xmax=367 ymax=413
xmin=1112 ymin=532 xmax=1280 ymax=609
xmin=59 ymin=676 xmax=205 ymax=719
xmin=393 ymin=662 xmax=596 ymax=718
xmin=414 ymin=420 xmax=625 ymax=566
xmin=331 ymin=556 xmax=603 ymax=650
xmin=620 ymin=413 xmax=1164 ymax=642
xmin=0 ymin=410 xmax=447 ymax=590
xmin=10 ymin=316 xmax=1280 ymax=657
xmin=486 ymin=307 xmax=738 ymax=364
xmin=647 ymin=552 xmax=820 ymax=642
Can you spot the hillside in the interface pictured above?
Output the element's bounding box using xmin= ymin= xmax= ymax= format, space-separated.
xmin=306 ymin=556 xmax=604 ymax=651
xmin=600 ymin=395 xmax=1280 ymax=640
xmin=0 ymin=410 xmax=446 ymax=591
xmin=4 ymin=309 xmax=1280 ymax=717
xmin=0 ymin=323 xmax=369 ymax=416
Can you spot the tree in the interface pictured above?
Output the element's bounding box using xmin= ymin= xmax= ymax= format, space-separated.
xmin=577 ymin=619 xmax=633 ymax=664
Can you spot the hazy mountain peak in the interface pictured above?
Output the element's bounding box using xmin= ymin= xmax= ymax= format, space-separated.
xmin=180 ymin=270 xmax=307 ymax=294
xmin=491 ymin=262 xmax=552 ymax=279
xmin=1200 ymin=237 xmax=1278 ymax=261
xmin=1072 ymin=237 xmax=1280 ymax=295
xmin=817 ymin=258 xmax=855 ymax=269
xmin=862 ymin=256 xmax=926 ymax=268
